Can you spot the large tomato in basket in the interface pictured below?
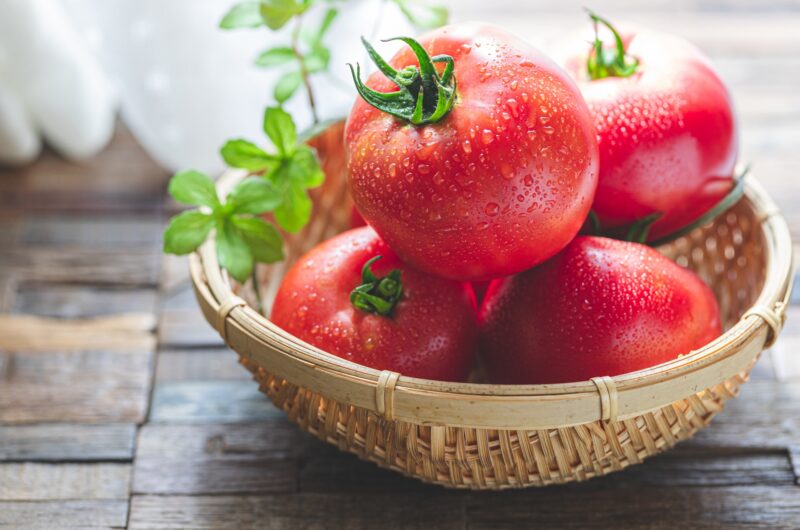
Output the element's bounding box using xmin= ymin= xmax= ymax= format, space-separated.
xmin=555 ymin=12 xmax=738 ymax=241
xmin=479 ymin=236 xmax=722 ymax=384
xmin=346 ymin=23 xmax=598 ymax=281
xmin=271 ymin=227 xmax=477 ymax=381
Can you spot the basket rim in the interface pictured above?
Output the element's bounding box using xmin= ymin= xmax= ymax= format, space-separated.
xmin=189 ymin=171 xmax=794 ymax=429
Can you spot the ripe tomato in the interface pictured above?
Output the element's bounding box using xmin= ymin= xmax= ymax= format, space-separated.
xmin=271 ymin=227 xmax=477 ymax=381
xmin=480 ymin=236 xmax=721 ymax=384
xmin=555 ymin=13 xmax=737 ymax=240
xmin=346 ymin=23 xmax=598 ymax=281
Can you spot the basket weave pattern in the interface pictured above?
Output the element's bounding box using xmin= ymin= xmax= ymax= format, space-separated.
xmin=190 ymin=123 xmax=793 ymax=489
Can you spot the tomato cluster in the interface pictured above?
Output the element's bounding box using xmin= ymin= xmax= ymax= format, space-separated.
xmin=272 ymin=16 xmax=733 ymax=384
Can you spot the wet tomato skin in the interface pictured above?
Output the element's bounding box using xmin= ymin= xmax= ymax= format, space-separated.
xmin=346 ymin=23 xmax=598 ymax=281
xmin=558 ymin=28 xmax=737 ymax=240
xmin=271 ymin=227 xmax=478 ymax=382
xmin=479 ymin=236 xmax=722 ymax=384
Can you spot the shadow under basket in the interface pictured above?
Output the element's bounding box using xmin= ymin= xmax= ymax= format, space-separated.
xmin=190 ymin=122 xmax=794 ymax=489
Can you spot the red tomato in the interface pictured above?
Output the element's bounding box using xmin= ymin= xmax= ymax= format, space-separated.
xmin=271 ymin=227 xmax=477 ymax=381
xmin=480 ymin=236 xmax=721 ymax=384
xmin=346 ymin=23 xmax=598 ymax=281
xmin=349 ymin=205 xmax=367 ymax=228
xmin=556 ymin=15 xmax=737 ymax=240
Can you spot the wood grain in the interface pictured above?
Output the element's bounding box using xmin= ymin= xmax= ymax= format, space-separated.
xmin=157 ymin=309 xmax=224 ymax=348
xmin=148 ymin=381 xmax=281 ymax=423
xmin=0 ymin=247 xmax=159 ymax=286
xmin=0 ymin=314 xmax=155 ymax=352
xmin=155 ymin=349 xmax=250 ymax=382
xmin=20 ymin=215 xmax=162 ymax=248
xmin=0 ymin=122 xmax=168 ymax=213
xmin=133 ymin=423 xmax=301 ymax=495
xmin=0 ymin=463 xmax=130 ymax=500
xmin=0 ymin=348 xmax=153 ymax=424
xmin=128 ymin=493 xmax=466 ymax=530
xmin=465 ymin=485 xmax=800 ymax=529
xmin=0 ymin=500 xmax=128 ymax=530
xmin=12 ymin=284 xmax=158 ymax=318
xmin=0 ymin=423 xmax=136 ymax=462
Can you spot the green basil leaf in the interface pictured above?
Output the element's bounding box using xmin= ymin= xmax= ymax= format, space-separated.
xmin=232 ymin=216 xmax=284 ymax=263
xmin=216 ymin=219 xmax=253 ymax=282
xmin=273 ymin=71 xmax=302 ymax=104
xmin=273 ymin=184 xmax=312 ymax=233
xmin=168 ymin=170 xmax=220 ymax=209
xmin=163 ymin=211 xmax=214 ymax=255
xmin=220 ymin=139 xmax=278 ymax=171
xmin=263 ymin=106 xmax=297 ymax=157
xmin=254 ymin=46 xmax=297 ymax=67
xmin=393 ymin=0 xmax=448 ymax=29
xmin=220 ymin=1 xmax=264 ymax=29
xmin=259 ymin=0 xmax=306 ymax=30
xmin=288 ymin=146 xmax=325 ymax=188
xmin=226 ymin=177 xmax=283 ymax=214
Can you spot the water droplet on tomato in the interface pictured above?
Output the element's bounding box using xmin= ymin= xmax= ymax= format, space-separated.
xmin=461 ymin=140 xmax=472 ymax=154
xmin=485 ymin=202 xmax=500 ymax=216
xmin=500 ymin=163 xmax=514 ymax=180
xmin=481 ymin=129 xmax=495 ymax=144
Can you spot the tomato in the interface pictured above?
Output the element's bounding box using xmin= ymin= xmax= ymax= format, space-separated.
xmin=479 ymin=236 xmax=721 ymax=384
xmin=346 ymin=23 xmax=598 ymax=281
xmin=555 ymin=13 xmax=737 ymax=240
xmin=271 ymin=227 xmax=478 ymax=381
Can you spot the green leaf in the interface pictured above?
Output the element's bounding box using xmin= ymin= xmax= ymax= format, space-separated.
xmin=220 ymin=139 xmax=277 ymax=171
xmin=304 ymin=46 xmax=330 ymax=73
xmin=263 ymin=106 xmax=297 ymax=157
xmin=303 ymin=8 xmax=337 ymax=47
xmin=259 ymin=0 xmax=306 ymax=30
xmin=288 ymin=146 xmax=324 ymax=188
xmin=226 ymin=177 xmax=283 ymax=214
xmin=273 ymin=183 xmax=312 ymax=232
xmin=220 ymin=1 xmax=264 ymax=29
xmin=168 ymin=170 xmax=220 ymax=209
xmin=232 ymin=216 xmax=284 ymax=263
xmin=393 ymin=0 xmax=448 ymax=29
xmin=163 ymin=211 xmax=215 ymax=255
xmin=254 ymin=46 xmax=297 ymax=68
xmin=216 ymin=219 xmax=253 ymax=282
xmin=273 ymin=71 xmax=302 ymax=104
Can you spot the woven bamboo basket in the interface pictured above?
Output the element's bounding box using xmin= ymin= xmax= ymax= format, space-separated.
xmin=189 ymin=122 xmax=794 ymax=489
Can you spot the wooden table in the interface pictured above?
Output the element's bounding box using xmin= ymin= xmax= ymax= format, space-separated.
xmin=1 ymin=2 xmax=800 ymax=528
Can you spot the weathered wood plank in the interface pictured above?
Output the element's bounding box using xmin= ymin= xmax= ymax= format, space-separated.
xmin=0 ymin=349 xmax=153 ymax=424
xmin=466 ymin=485 xmax=800 ymax=529
xmin=0 ymin=423 xmax=136 ymax=462
xmin=789 ymin=447 xmax=800 ymax=486
xmin=156 ymin=349 xmax=250 ymax=382
xmin=12 ymin=284 xmax=158 ymax=318
xmin=20 ymin=215 xmax=162 ymax=247
xmin=0 ymin=500 xmax=128 ymax=529
xmin=0 ymin=123 xmax=168 ymax=213
xmin=0 ymin=247 xmax=159 ymax=286
xmin=148 ymin=381 xmax=281 ymax=423
xmin=129 ymin=493 xmax=465 ymax=530
xmin=157 ymin=309 xmax=224 ymax=348
xmin=0 ymin=314 xmax=155 ymax=352
xmin=0 ymin=463 xmax=130 ymax=500
xmin=133 ymin=422 xmax=300 ymax=495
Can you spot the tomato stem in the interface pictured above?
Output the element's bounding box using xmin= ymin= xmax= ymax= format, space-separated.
xmin=348 ymin=36 xmax=457 ymax=125
xmin=585 ymin=9 xmax=638 ymax=80
xmin=350 ymin=256 xmax=404 ymax=317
